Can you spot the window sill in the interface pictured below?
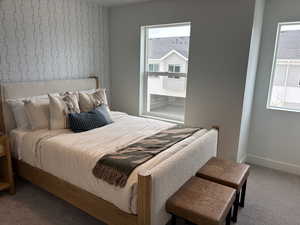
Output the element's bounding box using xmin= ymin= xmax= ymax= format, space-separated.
xmin=267 ymin=106 xmax=300 ymax=113
xmin=140 ymin=114 xmax=184 ymax=124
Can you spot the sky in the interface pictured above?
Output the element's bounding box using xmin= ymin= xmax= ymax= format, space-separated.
xmin=281 ymin=24 xmax=300 ymax=31
xmin=149 ymin=25 xmax=191 ymax=38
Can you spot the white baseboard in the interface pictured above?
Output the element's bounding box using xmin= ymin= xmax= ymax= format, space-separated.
xmin=246 ymin=154 xmax=300 ymax=176
xmin=238 ymin=154 xmax=247 ymax=164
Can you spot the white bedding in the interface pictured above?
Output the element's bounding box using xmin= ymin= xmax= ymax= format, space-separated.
xmin=10 ymin=111 xmax=208 ymax=214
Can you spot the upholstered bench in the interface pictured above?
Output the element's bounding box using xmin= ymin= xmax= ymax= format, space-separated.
xmin=196 ymin=157 xmax=250 ymax=222
xmin=166 ymin=177 xmax=235 ymax=225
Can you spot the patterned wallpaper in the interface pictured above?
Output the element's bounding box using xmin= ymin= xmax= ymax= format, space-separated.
xmin=0 ymin=0 xmax=110 ymax=89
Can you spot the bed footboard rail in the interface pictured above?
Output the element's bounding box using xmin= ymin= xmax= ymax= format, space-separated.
xmin=137 ymin=128 xmax=218 ymax=225
xmin=138 ymin=172 xmax=152 ymax=225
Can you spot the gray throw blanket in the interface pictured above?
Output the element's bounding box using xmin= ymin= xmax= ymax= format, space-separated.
xmin=92 ymin=126 xmax=201 ymax=188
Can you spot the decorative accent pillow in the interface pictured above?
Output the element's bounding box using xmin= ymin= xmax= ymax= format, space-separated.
xmin=7 ymin=99 xmax=30 ymax=130
xmin=23 ymin=99 xmax=50 ymax=130
xmin=78 ymin=89 xmax=109 ymax=112
xmin=94 ymin=105 xmax=113 ymax=124
xmin=69 ymin=108 xmax=110 ymax=133
xmin=60 ymin=89 xmax=96 ymax=100
xmin=48 ymin=93 xmax=80 ymax=130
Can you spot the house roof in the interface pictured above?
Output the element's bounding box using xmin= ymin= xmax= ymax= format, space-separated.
xmin=148 ymin=37 xmax=189 ymax=59
xmin=278 ymin=30 xmax=300 ymax=59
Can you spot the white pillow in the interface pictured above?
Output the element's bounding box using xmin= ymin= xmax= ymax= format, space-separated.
xmin=82 ymin=89 xmax=96 ymax=94
xmin=7 ymin=95 xmax=52 ymax=130
xmin=7 ymin=99 xmax=30 ymax=130
xmin=23 ymin=98 xmax=50 ymax=130
xmin=49 ymin=93 xmax=80 ymax=130
xmin=78 ymin=89 xmax=109 ymax=112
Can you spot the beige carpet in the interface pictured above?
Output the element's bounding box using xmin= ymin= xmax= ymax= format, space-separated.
xmin=1 ymin=165 xmax=300 ymax=225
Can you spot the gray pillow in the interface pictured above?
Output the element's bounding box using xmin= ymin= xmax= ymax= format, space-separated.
xmin=94 ymin=105 xmax=113 ymax=124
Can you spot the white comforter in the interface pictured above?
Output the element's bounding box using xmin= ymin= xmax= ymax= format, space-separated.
xmin=10 ymin=112 xmax=207 ymax=214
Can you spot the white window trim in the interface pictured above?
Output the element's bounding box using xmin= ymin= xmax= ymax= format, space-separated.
xmin=139 ymin=22 xmax=191 ymax=122
xmin=168 ymin=64 xmax=182 ymax=73
xmin=141 ymin=114 xmax=184 ymax=124
xmin=149 ymin=63 xmax=159 ymax=72
xmin=148 ymin=72 xmax=186 ymax=77
xmin=266 ymin=21 xmax=300 ymax=113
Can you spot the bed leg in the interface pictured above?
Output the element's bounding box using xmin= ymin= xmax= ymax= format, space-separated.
xmin=138 ymin=173 xmax=152 ymax=225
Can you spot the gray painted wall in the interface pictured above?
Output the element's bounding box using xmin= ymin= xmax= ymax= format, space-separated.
xmin=109 ymin=0 xmax=256 ymax=159
xmin=248 ymin=0 xmax=300 ymax=174
xmin=0 ymin=0 xmax=110 ymax=89
xmin=237 ymin=0 xmax=265 ymax=163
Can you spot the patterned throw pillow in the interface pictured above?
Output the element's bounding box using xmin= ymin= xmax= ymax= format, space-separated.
xmin=69 ymin=105 xmax=112 ymax=133
xmin=62 ymin=94 xmax=80 ymax=114
xmin=48 ymin=93 xmax=80 ymax=129
xmin=78 ymin=89 xmax=108 ymax=112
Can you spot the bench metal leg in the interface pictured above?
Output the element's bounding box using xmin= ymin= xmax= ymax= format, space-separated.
xmin=185 ymin=221 xmax=195 ymax=225
xmin=240 ymin=180 xmax=247 ymax=208
xmin=171 ymin=215 xmax=176 ymax=225
xmin=226 ymin=207 xmax=232 ymax=225
xmin=232 ymin=191 xmax=239 ymax=223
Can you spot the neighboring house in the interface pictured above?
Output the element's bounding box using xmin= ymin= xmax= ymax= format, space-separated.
xmin=147 ymin=37 xmax=190 ymax=118
xmin=272 ymin=30 xmax=300 ymax=108
xmin=276 ymin=30 xmax=300 ymax=88
xmin=148 ymin=37 xmax=189 ymax=73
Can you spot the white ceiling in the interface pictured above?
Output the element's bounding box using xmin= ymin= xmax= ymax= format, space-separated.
xmin=87 ymin=0 xmax=154 ymax=7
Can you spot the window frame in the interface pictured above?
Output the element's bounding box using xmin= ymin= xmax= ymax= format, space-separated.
xmin=149 ymin=63 xmax=159 ymax=72
xmin=175 ymin=65 xmax=181 ymax=73
xmin=267 ymin=21 xmax=300 ymax=113
xmin=168 ymin=64 xmax=175 ymax=73
xmin=139 ymin=22 xmax=191 ymax=122
xmin=168 ymin=64 xmax=181 ymax=73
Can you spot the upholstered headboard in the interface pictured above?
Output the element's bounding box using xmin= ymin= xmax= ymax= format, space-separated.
xmin=0 ymin=77 xmax=99 ymax=134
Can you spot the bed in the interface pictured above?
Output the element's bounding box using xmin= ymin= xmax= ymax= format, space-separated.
xmin=0 ymin=77 xmax=218 ymax=225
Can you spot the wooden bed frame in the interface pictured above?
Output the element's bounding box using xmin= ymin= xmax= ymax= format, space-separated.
xmin=13 ymin=159 xmax=151 ymax=225
xmin=0 ymin=77 xmax=219 ymax=225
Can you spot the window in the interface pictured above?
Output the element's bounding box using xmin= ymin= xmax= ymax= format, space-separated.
xmin=149 ymin=64 xmax=160 ymax=72
xmin=168 ymin=64 xmax=181 ymax=73
xmin=140 ymin=22 xmax=191 ymax=122
xmin=268 ymin=22 xmax=300 ymax=112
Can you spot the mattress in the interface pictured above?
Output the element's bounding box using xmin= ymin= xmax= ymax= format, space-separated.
xmin=10 ymin=111 xmax=208 ymax=214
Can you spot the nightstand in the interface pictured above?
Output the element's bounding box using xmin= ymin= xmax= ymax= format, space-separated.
xmin=0 ymin=136 xmax=15 ymax=194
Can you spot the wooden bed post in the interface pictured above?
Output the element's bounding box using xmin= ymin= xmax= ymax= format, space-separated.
xmin=212 ymin=126 xmax=220 ymax=156
xmin=0 ymin=85 xmax=6 ymax=134
xmin=138 ymin=173 xmax=152 ymax=225
xmin=89 ymin=74 xmax=100 ymax=89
